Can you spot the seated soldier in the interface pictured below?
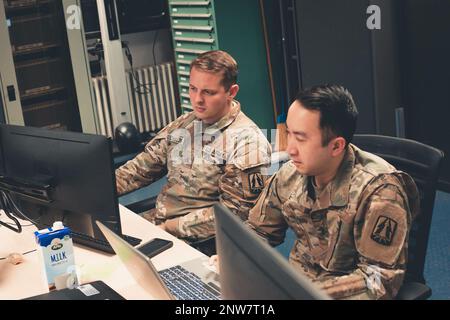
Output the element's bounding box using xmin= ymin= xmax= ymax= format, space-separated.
xmin=246 ymin=84 xmax=419 ymax=299
xmin=116 ymin=50 xmax=271 ymax=253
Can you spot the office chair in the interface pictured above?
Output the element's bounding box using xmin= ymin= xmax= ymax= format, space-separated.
xmin=352 ymin=134 xmax=444 ymax=300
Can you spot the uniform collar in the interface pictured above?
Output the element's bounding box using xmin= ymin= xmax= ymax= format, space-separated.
xmin=202 ymin=100 xmax=240 ymax=135
xmin=328 ymin=145 xmax=355 ymax=207
xmin=298 ymin=145 xmax=355 ymax=209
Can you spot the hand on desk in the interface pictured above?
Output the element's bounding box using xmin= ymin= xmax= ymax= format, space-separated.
xmin=209 ymin=255 xmax=219 ymax=274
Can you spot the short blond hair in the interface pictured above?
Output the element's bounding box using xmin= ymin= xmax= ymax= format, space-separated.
xmin=190 ymin=50 xmax=238 ymax=90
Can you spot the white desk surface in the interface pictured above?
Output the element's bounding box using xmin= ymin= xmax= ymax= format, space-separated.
xmin=0 ymin=205 xmax=205 ymax=300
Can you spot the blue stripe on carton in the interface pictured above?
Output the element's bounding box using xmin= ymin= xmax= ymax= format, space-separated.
xmin=35 ymin=227 xmax=71 ymax=247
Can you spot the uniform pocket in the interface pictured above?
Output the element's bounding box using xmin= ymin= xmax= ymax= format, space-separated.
xmin=320 ymin=210 xmax=357 ymax=272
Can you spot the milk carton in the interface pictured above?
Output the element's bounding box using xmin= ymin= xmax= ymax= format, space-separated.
xmin=34 ymin=221 xmax=77 ymax=290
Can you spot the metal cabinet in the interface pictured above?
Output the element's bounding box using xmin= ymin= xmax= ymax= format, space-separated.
xmin=168 ymin=0 xmax=275 ymax=130
xmin=169 ymin=0 xmax=217 ymax=112
xmin=0 ymin=0 xmax=96 ymax=133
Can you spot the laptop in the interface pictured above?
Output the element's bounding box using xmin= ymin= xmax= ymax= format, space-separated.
xmin=96 ymin=221 xmax=221 ymax=300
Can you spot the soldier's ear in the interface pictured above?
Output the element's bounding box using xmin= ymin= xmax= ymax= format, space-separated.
xmin=331 ymin=137 xmax=346 ymax=156
xmin=228 ymin=84 xmax=239 ymax=99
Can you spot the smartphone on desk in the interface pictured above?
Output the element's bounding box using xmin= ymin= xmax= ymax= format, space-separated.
xmin=137 ymin=238 xmax=173 ymax=258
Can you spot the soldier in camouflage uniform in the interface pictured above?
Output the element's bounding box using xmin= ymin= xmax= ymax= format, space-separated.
xmin=247 ymin=84 xmax=419 ymax=299
xmin=116 ymin=50 xmax=271 ymax=246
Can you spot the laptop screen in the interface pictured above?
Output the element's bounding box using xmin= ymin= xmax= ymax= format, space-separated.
xmin=96 ymin=221 xmax=173 ymax=300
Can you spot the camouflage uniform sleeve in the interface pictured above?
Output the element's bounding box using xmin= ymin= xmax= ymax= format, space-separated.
xmin=163 ymin=207 xmax=216 ymax=240
xmin=115 ymin=126 xmax=169 ymax=195
xmin=316 ymin=179 xmax=413 ymax=300
xmin=163 ymin=163 xmax=271 ymax=240
xmin=246 ymin=172 xmax=289 ymax=247
xmin=164 ymin=133 xmax=272 ymax=241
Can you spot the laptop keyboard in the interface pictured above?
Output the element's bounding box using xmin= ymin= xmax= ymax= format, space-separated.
xmin=159 ymin=265 xmax=220 ymax=300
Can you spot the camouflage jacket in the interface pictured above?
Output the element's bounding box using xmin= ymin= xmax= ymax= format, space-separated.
xmin=116 ymin=101 xmax=271 ymax=242
xmin=247 ymin=144 xmax=420 ymax=299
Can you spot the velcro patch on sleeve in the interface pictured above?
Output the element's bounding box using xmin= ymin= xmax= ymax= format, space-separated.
xmin=371 ymin=215 xmax=398 ymax=246
xmin=241 ymin=168 xmax=267 ymax=199
xmin=358 ymin=200 xmax=408 ymax=267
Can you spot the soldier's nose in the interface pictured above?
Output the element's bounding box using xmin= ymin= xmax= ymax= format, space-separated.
xmin=191 ymin=91 xmax=202 ymax=104
xmin=286 ymin=142 xmax=298 ymax=156
xmin=194 ymin=95 xmax=204 ymax=105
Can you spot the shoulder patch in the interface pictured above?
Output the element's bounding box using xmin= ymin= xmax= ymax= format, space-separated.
xmin=371 ymin=215 xmax=398 ymax=246
xmin=249 ymin=172 xmax=264 ymax=194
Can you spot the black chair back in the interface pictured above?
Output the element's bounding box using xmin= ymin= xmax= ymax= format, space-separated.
xmin=352 ymin=134 xmax=444 ymax=284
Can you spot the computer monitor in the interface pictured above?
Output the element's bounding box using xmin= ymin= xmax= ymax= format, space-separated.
xmin=0 ymin=124 xmax=136 ymax=251
xmin=214 ymin=204 xmax=331 ymax=300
